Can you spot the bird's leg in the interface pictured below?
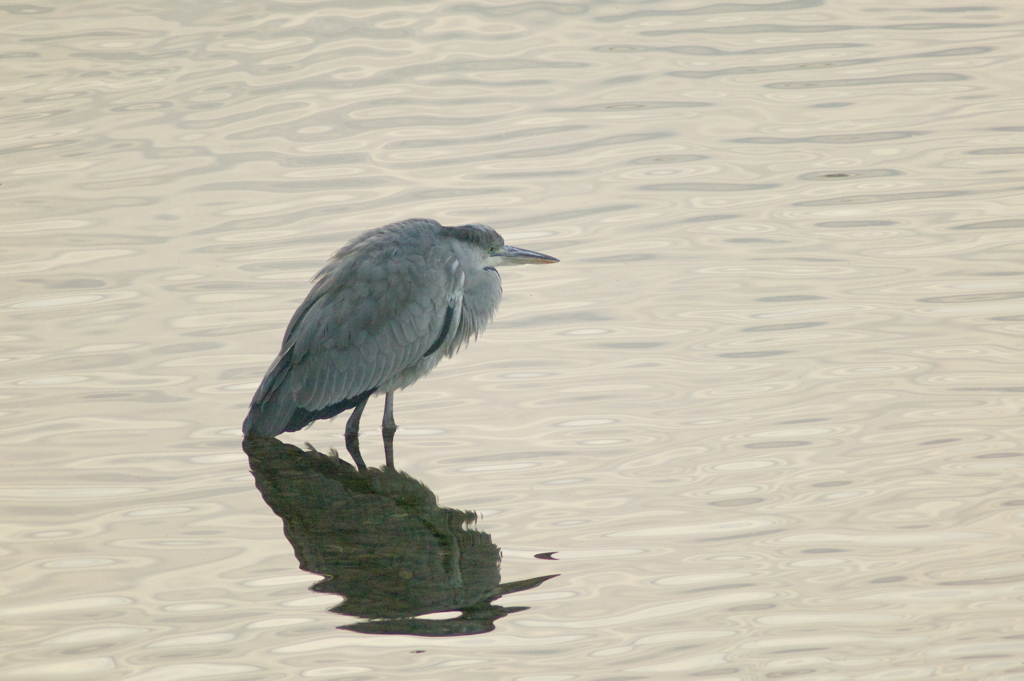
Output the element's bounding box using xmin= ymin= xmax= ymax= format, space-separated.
xmin=345 ymin=398 xmax=369 ymax=471
xmin=382 ymin=391 xmax=397 ymax=469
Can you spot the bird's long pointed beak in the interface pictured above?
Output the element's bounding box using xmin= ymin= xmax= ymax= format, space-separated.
xmin=496 ymin=245 xmax=559 ymax=265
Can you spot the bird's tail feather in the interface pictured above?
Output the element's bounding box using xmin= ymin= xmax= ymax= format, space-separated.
xmin=243 ymin=346 xmax=298 ymax=438
xmin=243 ymin=344 xmax=375 ymax=438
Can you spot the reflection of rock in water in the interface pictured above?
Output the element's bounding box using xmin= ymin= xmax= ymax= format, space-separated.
xmin=243 ymin=437 xmax=557 ymax=636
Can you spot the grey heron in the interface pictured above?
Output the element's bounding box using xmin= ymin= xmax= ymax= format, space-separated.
xmin=242 ymin=218 xmax=558 ymax=469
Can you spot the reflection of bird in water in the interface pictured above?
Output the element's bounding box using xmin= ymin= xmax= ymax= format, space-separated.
xmin=243 ymin=437 xmax=557 ymax=636
xmin=242 ymin=218 xmax=558 ymax=469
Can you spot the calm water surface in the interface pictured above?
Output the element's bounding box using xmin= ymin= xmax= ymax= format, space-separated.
xmin=3 ymin=0 xmax=1024 ymax=679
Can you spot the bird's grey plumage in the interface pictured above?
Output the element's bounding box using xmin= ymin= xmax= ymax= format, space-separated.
xmin=242 ymin=218 xmax=557 ymax=463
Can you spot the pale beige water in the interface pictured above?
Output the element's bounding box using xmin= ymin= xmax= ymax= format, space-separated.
xmin=3 ymin=0 xmax=1024 ymax=679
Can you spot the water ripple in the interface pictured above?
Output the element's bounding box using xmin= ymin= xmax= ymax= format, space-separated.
xmin=3 ymin=0 xmax=1024 ymax=678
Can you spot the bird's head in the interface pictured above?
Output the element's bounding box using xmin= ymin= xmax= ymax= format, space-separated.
xmin=443 ymin=223 xmax=558 ymax=268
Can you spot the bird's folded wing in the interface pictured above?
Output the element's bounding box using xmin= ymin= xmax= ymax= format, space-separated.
xmin=275 ymin=248 xmax=464 ymax=413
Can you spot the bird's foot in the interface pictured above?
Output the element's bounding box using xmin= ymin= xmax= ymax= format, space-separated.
xmin=383 ymin=425 xmax=397 ymax=469
xmin=345 ymin=430 xmax=367 ymax=471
